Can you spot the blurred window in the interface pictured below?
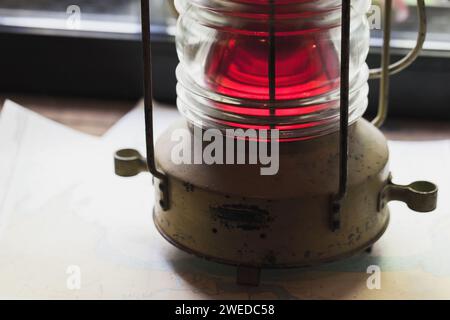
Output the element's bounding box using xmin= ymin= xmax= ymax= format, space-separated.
xmin=372 ymin=0 xmax=450 ymax=51
xmin=0 ymin=0 xmax=448 ymax=51
xmin=0 ymin=0 xmax=175 ymax=36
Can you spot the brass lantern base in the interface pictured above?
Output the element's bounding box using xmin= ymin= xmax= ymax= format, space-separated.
xmin=153 ymin=119 xmax=390 ymax=269
xmin=115 ymin=118 xmax=437 ymax=285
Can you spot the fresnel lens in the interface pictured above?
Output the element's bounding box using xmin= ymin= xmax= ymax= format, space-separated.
xmin=176 ymin=0 xmax=370 ymax=141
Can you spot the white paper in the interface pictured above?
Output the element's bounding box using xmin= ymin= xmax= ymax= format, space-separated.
xmin=0 ymin=100 xmax=102 ymax=233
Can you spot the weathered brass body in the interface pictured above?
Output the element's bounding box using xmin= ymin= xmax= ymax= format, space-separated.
xmin=152 ymin=119 xmax=391 ymax=267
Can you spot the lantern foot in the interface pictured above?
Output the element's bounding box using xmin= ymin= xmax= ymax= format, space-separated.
xmin=236 ymin=266 xmax=261 ymax=286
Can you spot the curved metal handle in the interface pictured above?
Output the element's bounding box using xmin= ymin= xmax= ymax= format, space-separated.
xmin=379 ymin=176 xmax=438 ymax=213
xmin=370 ymin=0 xmax=427 ymax=79
xmin=370 ymin=0 xmax=427 ymax=128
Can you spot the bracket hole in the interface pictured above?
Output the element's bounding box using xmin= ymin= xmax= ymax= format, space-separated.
xmin=409 ymin=181 xmax=438 ymax=194
xmin=115 ymin=149 xmax=141 ymax=161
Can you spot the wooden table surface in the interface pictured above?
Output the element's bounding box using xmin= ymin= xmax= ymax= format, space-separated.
xmin=1 ymin=94 xmax=450 ymax=140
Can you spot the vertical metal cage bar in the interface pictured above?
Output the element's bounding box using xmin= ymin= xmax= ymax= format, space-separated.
xmin=268 ymin=0 xmax=277 ymax=128
xmin=331 ymin=0 xmax=351 ymax=231
xmin=141 ymin=0 xmax=170 ymax=210
xmin=339 ymin=0 xmax=351 ymax=198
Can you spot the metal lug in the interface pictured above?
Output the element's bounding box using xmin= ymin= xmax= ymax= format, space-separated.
xmin=114 ymin=149 xmax=148 ymax=177
xmin=379 ymin=176 xmax=438 ymax=212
